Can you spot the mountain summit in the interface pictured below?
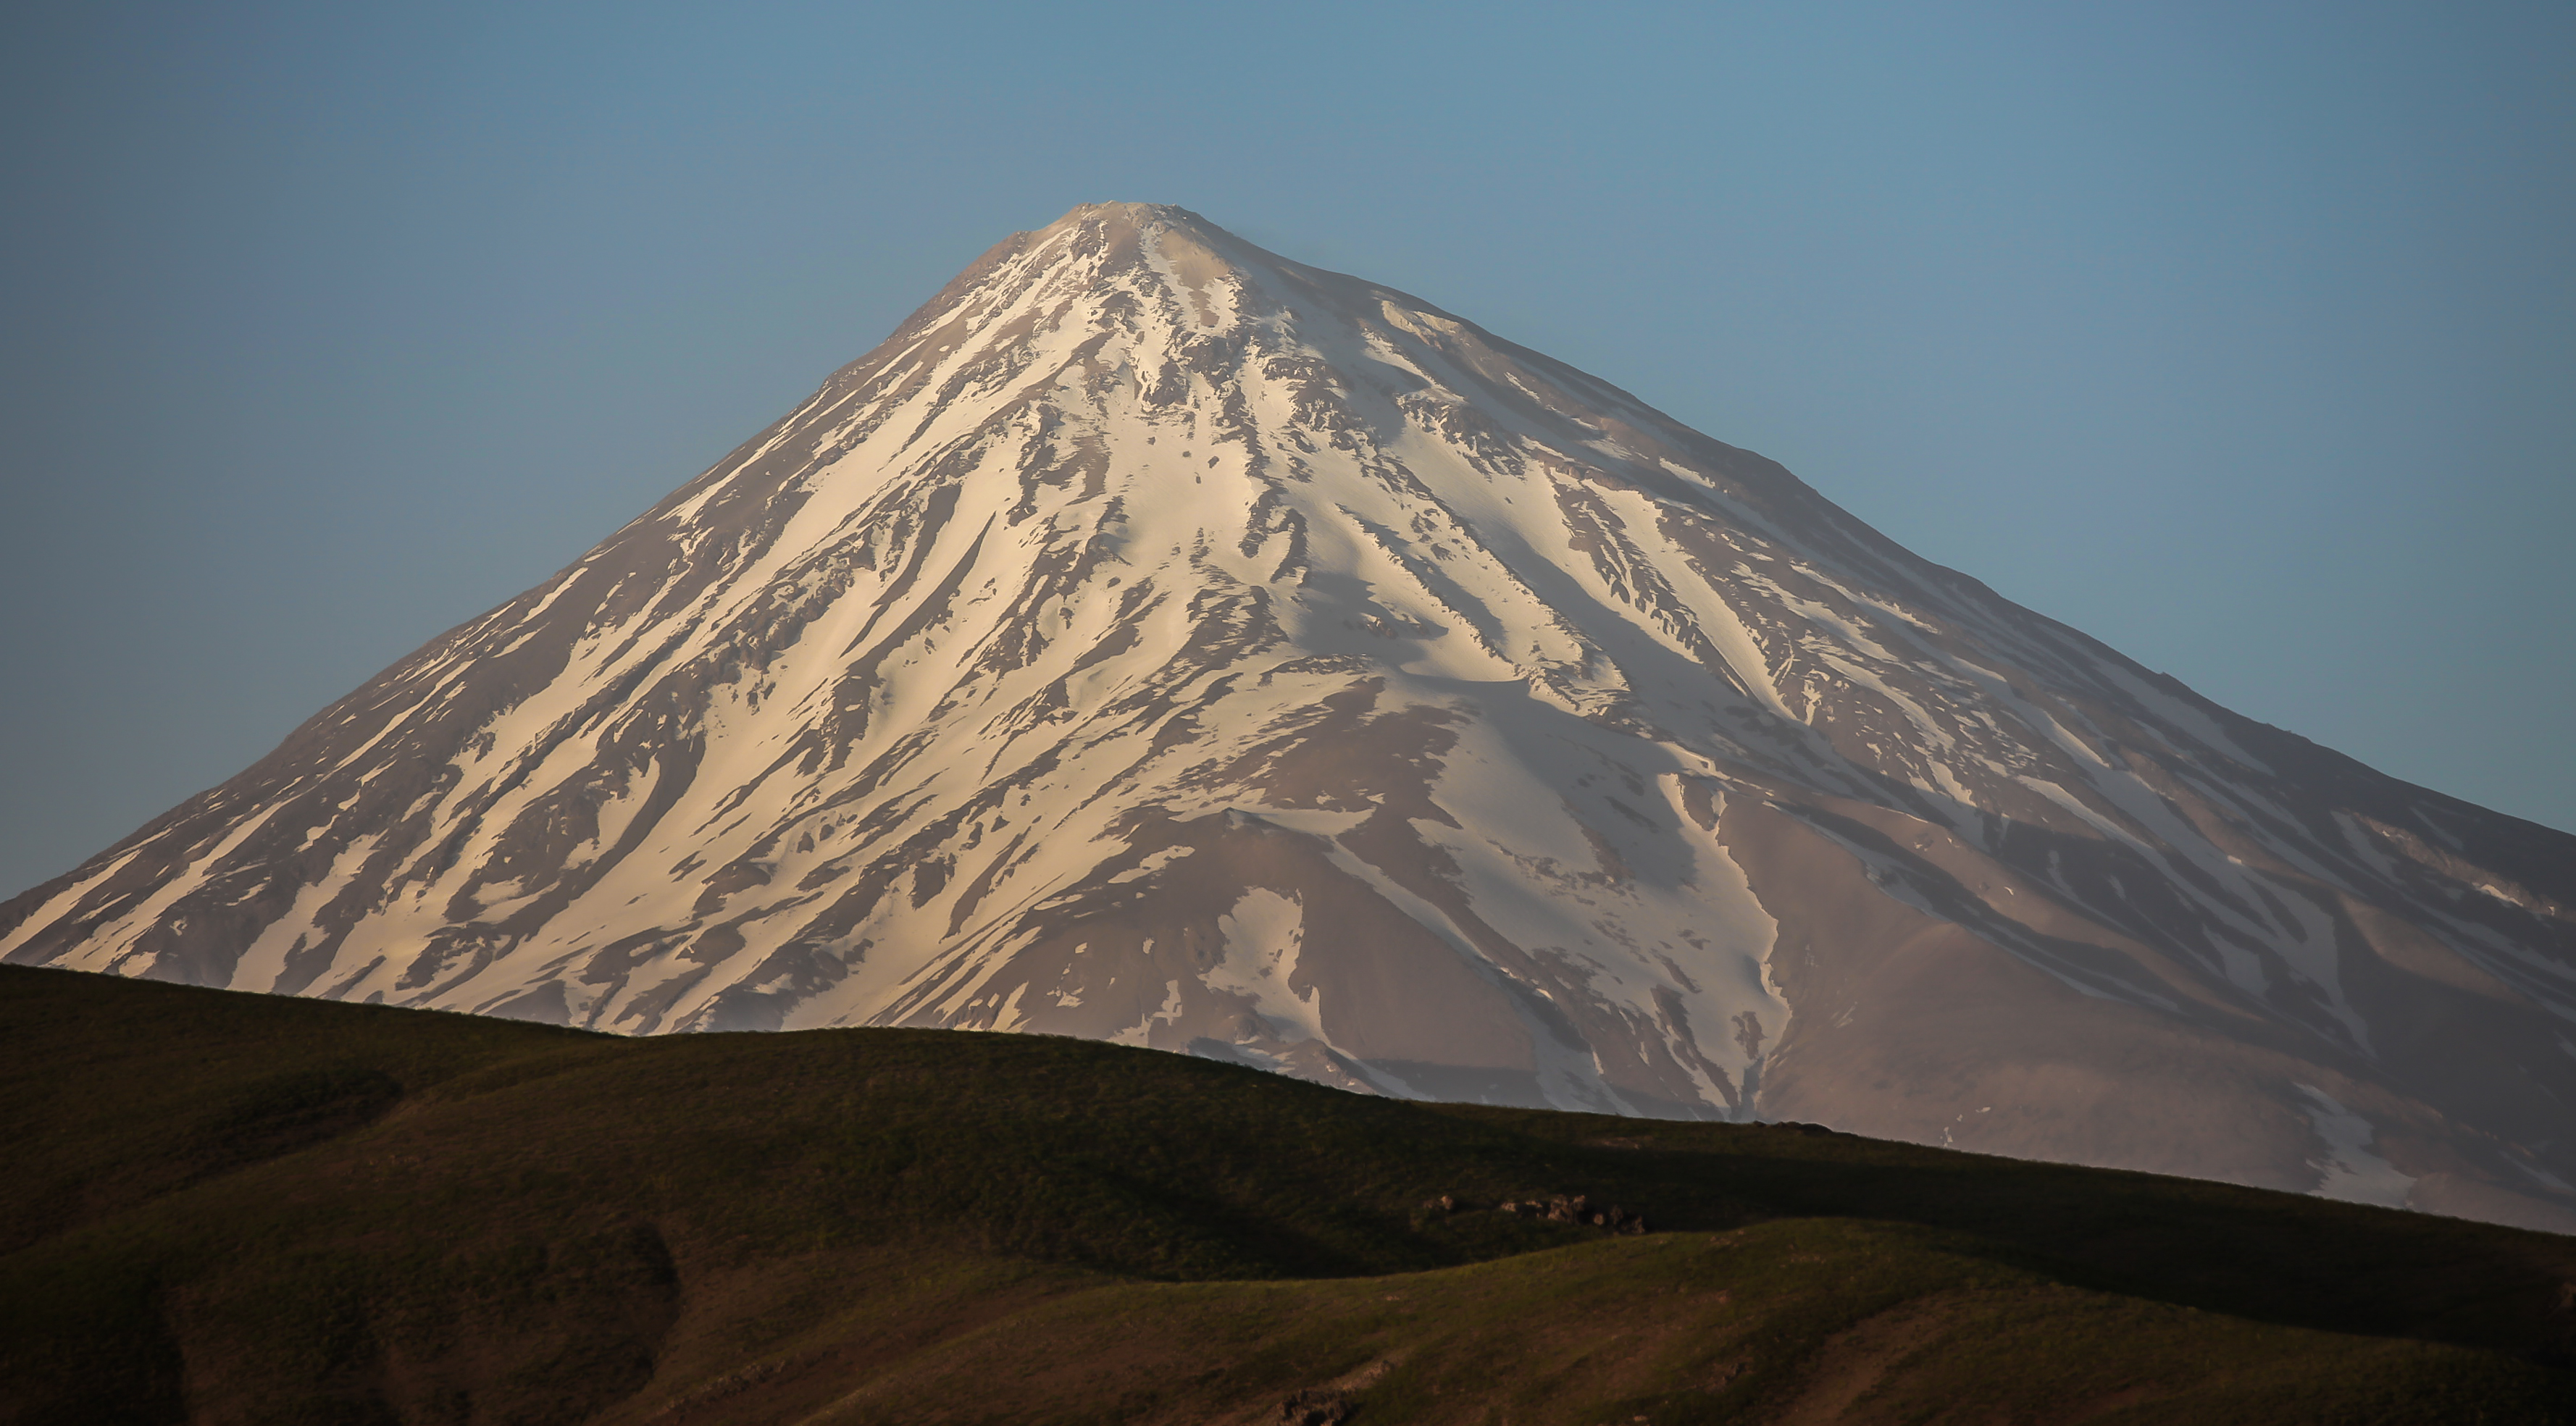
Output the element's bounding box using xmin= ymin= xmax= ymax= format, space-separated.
xmin=8 ymin=203 xmax=2573 ymax=1227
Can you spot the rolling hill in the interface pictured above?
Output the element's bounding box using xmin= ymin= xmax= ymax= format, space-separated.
xmin=7 ymin=964 xmax=2576 ymax=1424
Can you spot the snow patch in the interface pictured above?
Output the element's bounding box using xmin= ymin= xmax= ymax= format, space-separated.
xmin=2296 ymin=1084 xmax=2415 ymax=1209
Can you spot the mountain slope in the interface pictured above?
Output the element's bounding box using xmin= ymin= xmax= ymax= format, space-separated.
xmin=6 ymin=202 xmax=2574 ymax=1228
xmin=9 ymin=965 xmax=2576 ymax=1425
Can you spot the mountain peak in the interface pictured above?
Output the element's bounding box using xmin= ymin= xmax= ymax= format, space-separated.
xmin=8 ymin=206 xmax=2575 ymax=1231
xmin=1009 ymin=201 xmax=1259 ymax=298
xmin=1042 ymin=199 xmax=1205 ymax=230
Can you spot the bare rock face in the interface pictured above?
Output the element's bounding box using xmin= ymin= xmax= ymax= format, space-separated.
xmin=8 ymin=203 xmax=2574 ymax=1228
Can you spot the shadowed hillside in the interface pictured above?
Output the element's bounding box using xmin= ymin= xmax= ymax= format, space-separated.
xmin=7 ymin=963 xmax=2576 ymax=1424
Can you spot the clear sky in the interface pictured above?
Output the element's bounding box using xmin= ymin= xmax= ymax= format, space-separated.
xmin=3 ymin=1 xmax=2569 ymax=899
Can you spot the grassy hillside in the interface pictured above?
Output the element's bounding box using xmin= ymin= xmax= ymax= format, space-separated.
xmin=6 ymin=964 xmax=2576 ymax=1425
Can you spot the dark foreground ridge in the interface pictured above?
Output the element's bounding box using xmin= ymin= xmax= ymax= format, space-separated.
xmin=8 ymin=965 xmax=2576 ymax=1425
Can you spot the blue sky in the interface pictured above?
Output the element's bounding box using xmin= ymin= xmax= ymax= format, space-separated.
xmin=3 ymin=1 xmax=2569 ymax=897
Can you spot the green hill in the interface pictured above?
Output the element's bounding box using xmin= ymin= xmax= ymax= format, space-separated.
xmin=7 ymin=964 xmax=2575 ymax=1425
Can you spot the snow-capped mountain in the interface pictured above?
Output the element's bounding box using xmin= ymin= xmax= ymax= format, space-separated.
xmin=9 ymin=203 xmax=2574 ymax=1228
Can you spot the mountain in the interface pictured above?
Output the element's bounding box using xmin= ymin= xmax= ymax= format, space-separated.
xmin=6 ymin=202 xmax=2573 ymax=1230
xmin=12 ymin=965 xmax=2576 ymax=1425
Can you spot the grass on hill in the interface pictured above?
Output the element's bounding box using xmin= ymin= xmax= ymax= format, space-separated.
xmin=5 ymin=963 xmax=2576 ymax=1425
